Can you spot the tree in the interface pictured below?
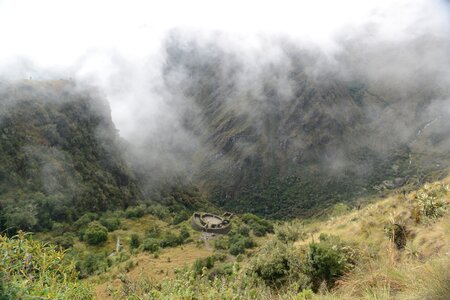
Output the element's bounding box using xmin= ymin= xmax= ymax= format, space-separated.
xmin=83 ymin=222 xmax=108 ymax=246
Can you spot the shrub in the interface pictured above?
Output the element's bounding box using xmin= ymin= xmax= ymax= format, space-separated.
xmin=179 ymin=226 xmax=190 ymax=241
xmin=172 ymin=211 xmax=190 ymax=225
xmin=77 ymin=252 xmax=109 ymax=277
xmin=304 ymin=234 xmax=357 ymax=291
xmin=99 ymin=217 xmax=121 ymax=232
xmin=83 ymin=222 xmax=108 ymax=246
xmin=230 ymin=242 xmax=246 ymax=256
xmin=249 ymin=240 xmax=308 ymax=288
xmin=143 ymin=238 xmax=160 ymax=253
xmin=73 ymin=213 xmax=98 ymax=229
xmin=146 ymin=224 xmax=161 ymax=238
xmin=0 ymin=232 xmax=93 ymax=299
xmin=147 ymin=204 xmax=170 ymax=219
xmin=241 ymin=213 xmax=274 ymax=237
xmin=53 ymin=232 xmax=76 ymax=249
xmin=130 ymin=234 xmax=141 ymax=249
xmin=193 ymin=256 xmax=216 ymax=275
xmin=384 ymin=222 xmax=407 ymax=250
xmin=414 ymin=183 xmax=448 ymax=220
xmin=275 ymin=222 xmax=305 ymax=243
xmin=125 ymin=205 xmax=146 ymax=219
xmin=228 ymin=234 xmax=256 ymax=256
xmin=214 ymin=236 xmax=229 ymax=250
xmin=159 ymin=232 xmax=181 ymax=248
xmin=208 ymin=262 xmax=234 ymax=279
xmin=237 ymin=224 xmax=251 ymax=236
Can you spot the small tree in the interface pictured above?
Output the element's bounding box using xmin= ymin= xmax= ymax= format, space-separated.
xmin=84 ymin=222 xmax=108 ymax=246
xmin=130 ymin=234 xmax=140 ymax=249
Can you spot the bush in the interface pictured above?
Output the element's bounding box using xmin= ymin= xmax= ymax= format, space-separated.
xmin=53 ymin=232 xmax=76 ymax=249
xmin=179 ymin=226 xmax=190 ymax=241
xmin=143 ymin=238 xmax=160 ymax=253
xmin=208 ymin=263 xmax=234 ymax=279
xmin=249 ymin=240 xmax=308 ymax=288
xmin=146 ymin=225 xmax=161 ymax=238
xmin=228 ymin=234 xmax=256 ymax=256
xmin=159 ymin=232 xmax=182 ymax=248
xmin=230 ymin=242 xmax=246 ymax=256
xmin=73 ymin=213 xmax=98 ymax=229
xmin=125 ymin=205 xmax=146 ymax=219
xmin=172 ymin=211 xmax=190 ymax=225
xmin=77 ymin=252 xmax=109 ymax=277
xmin=275 ymin=222 xmax=305 ymax=243
xmin=384 ymin=222 xmax=407 ymax=250
xmin=237 ymin=224 xmax=251 ymax=236
xmin=83 ymin=222 xmax=108 ymax=246
xmin=214 ymin=236 xmax=230 ymax=250
xmin=193 ymin=256 xmax=216 ymax=275
xmin=0 ymin=232 xmax=93 ymax=299
xmin=304 ymin=234 xmax=357 ymax=291
xmin=99 ymin=217 xmax=121 ymax=232
xmin=241 ymin=213 xmax=274 ymax=237
xmin=147 ymin=204 xmax=170 ymax=219
xmin=415 ymin=183 xmax=448 ymax=220
xmin=130 ymin=234 xmax=141 ymax=249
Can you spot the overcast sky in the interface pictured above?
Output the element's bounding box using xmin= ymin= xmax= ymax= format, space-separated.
xmin=0 ymin=0 xmax=448 ymax=136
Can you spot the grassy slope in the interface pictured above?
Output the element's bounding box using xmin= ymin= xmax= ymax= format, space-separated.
xmin=74 ymin=216 xmax=213 ymax=300
xmin=296 ymin=178 xmax=450 ymax=299
xmin=90 ymin=176 xmax=450 ymax=299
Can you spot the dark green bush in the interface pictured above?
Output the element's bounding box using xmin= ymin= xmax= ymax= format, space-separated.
xmin=159 ymin=232 xmax=181 ymax=248
xmin=77 ymin=252 xmax=109 ymax=277
xmin=241 ymin=213 xmax=273 ymax=237
xmin=99 ymin=217 xmax=121 ymax=232
xmin=229 ymin=242 xmax=246 ymax=256
xmin=125 ymin=205 xmax=146 ymax=219
xmin=193 ymin=256 xmax=216 ymax=275
xmin=305 ymin=234 xmax=357 ymax=291
xmin=171 ymin=211 xmax=190 ymax=225
xmin=208 ymin=263 xmax=234 ymax=279
xmin=83 ymin=222 xmax=108 ymax=246
xmin=230 ymin=234 xmax=256 ymax=251
xmin=130 ymin=234 xmax=141 ymax=249
xmin=237 ymin=224 xmax=251 ymax=236
xmin=179 ymin=226 xmax=190 ymax=241
xmin=143 ymin=238 xmax=160 ymax=253
xmin=73 ymin=213 xmax=98 ymax=230
xmin=147 ymin=204 xmax=170 ymax=219
xmin=249 ymin=240 xmax=308 ymax=288
xmin=53 ymin=232 xmax=76 ymax=249
xmin=214 ymin=236 xmax=230 ymax=250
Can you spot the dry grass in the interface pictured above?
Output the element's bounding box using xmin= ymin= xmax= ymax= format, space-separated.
xmin=300 ymin=177 xmax=450 ymax=300
xmin=92 ymin=243 xmax=213 ymax=300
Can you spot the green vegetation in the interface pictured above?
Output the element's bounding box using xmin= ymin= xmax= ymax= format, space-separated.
xmin=0 ymin=232 xmax=92 ymax=299
xmin=83 ymin=222 xmax=108 ymax=246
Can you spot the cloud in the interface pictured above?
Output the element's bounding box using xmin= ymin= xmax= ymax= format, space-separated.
xmin=0 ymin=0 xmax=449 ymax=189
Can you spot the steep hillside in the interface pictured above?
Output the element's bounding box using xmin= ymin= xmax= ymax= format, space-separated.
xmin=0 ymin=80 xmax=142 ymax=233
xmin=161 ymin=36 xmax=450 ymax=218
xmin=97 ymin=177 xmax=450 ymax=300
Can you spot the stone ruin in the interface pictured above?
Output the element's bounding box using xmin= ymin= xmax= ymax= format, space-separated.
xmin=191 ymin=212 xmax=233 ymax=234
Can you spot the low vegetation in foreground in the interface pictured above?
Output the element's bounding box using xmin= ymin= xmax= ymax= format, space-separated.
xmin=1 ymin=178 xmax=449 ymax=299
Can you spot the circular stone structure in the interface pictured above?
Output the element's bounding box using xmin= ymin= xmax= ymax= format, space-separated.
xmin=191 ymin=212 xmax=233 ymax=234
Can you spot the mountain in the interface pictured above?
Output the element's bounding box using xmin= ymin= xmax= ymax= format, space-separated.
xmin=0 ymin=80 xmax=142 ymax=232
xmin=161 ymin=35 xmax=450 ymax=218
